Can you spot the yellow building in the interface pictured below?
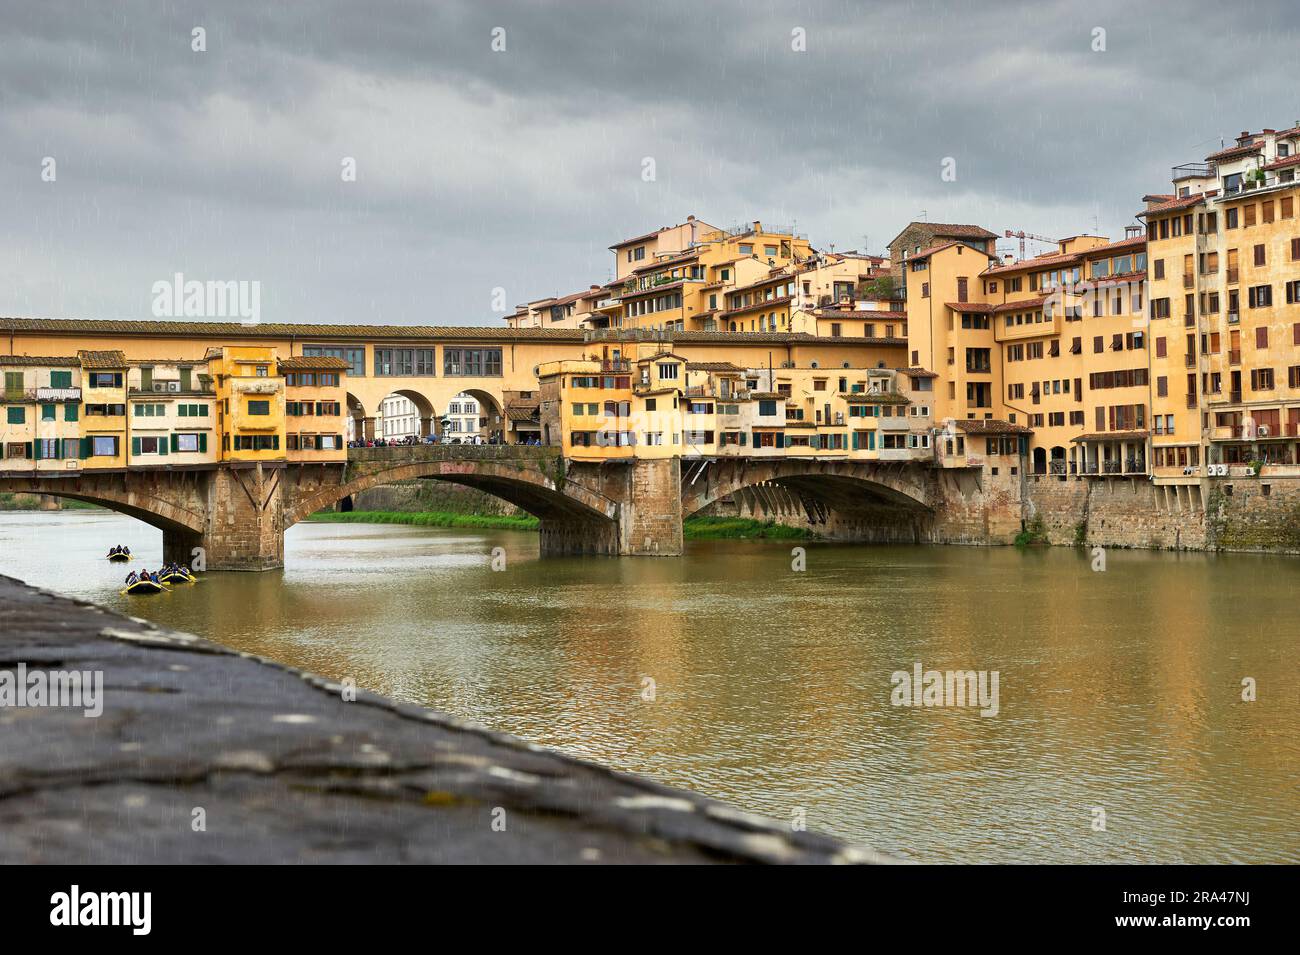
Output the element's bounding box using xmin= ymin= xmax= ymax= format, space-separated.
xmin=1157 ymin=124 xmax=1300 ymax=477
xmin=279 ymin=355 xmax=349 ymax=462
xmin=599 ymin=220 xmax=815 ymax=332
xmin=0 ymin=356 xmax=83 ymax=473
xmin=207 ymin=346 xmax=286 ymax=462
xmin=79 ymin=350 xmax=129 ymax=469
xmin=126 ymin=359 xmax=219 ymax=467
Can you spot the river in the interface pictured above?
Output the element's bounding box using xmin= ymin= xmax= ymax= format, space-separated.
xmin=1 ymin=509 xmax=1295 ymax=863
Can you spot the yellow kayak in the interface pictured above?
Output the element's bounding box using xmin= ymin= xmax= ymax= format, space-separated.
xmin=121 ymin=578 xmax=168 ymax=596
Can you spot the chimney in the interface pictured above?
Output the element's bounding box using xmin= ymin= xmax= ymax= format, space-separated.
xmin=752 ymin=221 xmax=762 ymax=232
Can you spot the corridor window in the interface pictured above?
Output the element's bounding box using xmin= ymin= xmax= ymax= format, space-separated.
xmin=374 ymin=348 xmax=436 ymax=376
xmin=444 ymin=348 xmax=502 ymax=377
xmin=303 ymin=346 xmax=365 ymax=377
xmin=247 ymin=400 xmax=270 ymax=416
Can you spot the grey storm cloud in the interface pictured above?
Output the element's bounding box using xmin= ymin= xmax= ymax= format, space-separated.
xmin=1 ymin=0 xmax=1297 ymax=325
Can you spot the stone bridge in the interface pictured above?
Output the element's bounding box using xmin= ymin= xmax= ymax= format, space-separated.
xmin=0 ymin=447 xmax=1021 ymax=570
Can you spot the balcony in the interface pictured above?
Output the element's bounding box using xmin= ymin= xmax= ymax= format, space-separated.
xmin=1227 ymin=311 xmax=1240 ymax=325
xmin=600 ymin=359 xmax=630 ymax=373
xmin=1226 ymin=269 xmax=1239 ymax=285
xmin=1184 ymin=354 xmax=1196 ymax=367
xmin=1183 ymin=274 xmax=1195 ymax=289
xmin=1228 ymin=350 xmax=1241 ymax=366
xmin=1172 ymin=163 xmax=1212 ymax=180
xmin=34 ymin=386 xmax=81 ymax=402
xmin=1186 ymin=394 xmax=1198 ymax=409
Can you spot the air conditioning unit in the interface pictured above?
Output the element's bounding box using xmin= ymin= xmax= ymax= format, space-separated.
xmin=152 ymin=382 xmax=167 ymax=392
xmin=168 ymin=381 xmax=180 ymax=392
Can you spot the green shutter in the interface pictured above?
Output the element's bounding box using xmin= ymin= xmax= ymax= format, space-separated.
xmin=24 ymin=441 xmax=32 ymax=459
xmin=178 ymin=404 xmax=187 ymax=417
xmin=64 ymin=404 xmax=78 ymax=421
xmin=80 ymin=437 xmax=91 ymax=459
xmin=32 ymin=439 xmax=42 ymax=461
xmin=198 ymin=433 xmax=207 ymax=453
xmin=132 ymin=436 xmax=141 ymax=456
xmin=170 ymin=434 xmax=178 ymax=453
xmin=200 ymin=404 xmax=208 ymax=416
xmin=159 ymin=435 xmax=168 ymax=456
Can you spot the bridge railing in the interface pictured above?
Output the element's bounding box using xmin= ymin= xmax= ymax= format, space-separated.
xmin=346 ymin=444 xmax=556 ymax=465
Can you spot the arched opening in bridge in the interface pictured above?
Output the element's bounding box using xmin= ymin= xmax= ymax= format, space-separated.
xmin=377 ymin=390 xmax=437 ymax=442
xmin=1049 ymin=445 xmax=1067 ymax=476
xmin=2 ymin=488 xmax=205 ymax=568
xmin=683 ymin=465 xmax=933 ymax=544
xmin=285 ymin=453 xmax=623 ymax=556
xmin=454 ymin=388 xmax=506 ymax=444
xmin=346 ymin=393 xmax=371 ymax=443
xmin=1032 ymin=446 xmax=1047 ymax=476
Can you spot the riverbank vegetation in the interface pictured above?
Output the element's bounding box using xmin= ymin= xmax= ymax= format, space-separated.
xmin=0 ymin=493 xmax=102 ymax=511
xmin=307 ymin=509 xmax=816 ymax=540
xmin=306 ymin=510 xmax=541 ymax=531
xmin=681 ymin=517 xmax=814 ymax=540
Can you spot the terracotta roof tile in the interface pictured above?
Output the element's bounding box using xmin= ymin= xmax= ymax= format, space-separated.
xmin=1206 ymin=141 xmax=1263 ymax=162
xmin=991 ymin=296 xmax=1049 ymax=314
xmin=1071 ymin=430 xmax=1149 ymax=442
xmin=685 ymin=361 xmax=743 ymax=372
xmin=1263 ymin=154 xmax=1300 ymax=172
xmin=954 ymin=419 xmax=1032 ymax=435
xmin=76 ymin=349 xmax=127 ymax=369
xmin=1138 ymin=193 xmax=1210 ymax=218
xmin=278 ymin=355 xmax=351 ymax=370
xmin=0 ymin=354 xmax=81 ymax=366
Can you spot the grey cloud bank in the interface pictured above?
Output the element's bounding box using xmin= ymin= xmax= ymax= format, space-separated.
xmin=1 ymin=0 xmax=1296 ymax=325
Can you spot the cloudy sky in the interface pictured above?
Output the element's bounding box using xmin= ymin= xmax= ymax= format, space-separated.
xmin=3 ymin=0 xmax=1297 ymax=326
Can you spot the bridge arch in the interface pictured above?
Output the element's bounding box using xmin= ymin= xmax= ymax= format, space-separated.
xmin=346 ymin=392 xmax=370 ymax=442
xmin=282 ymin=449 xmax=619 ymax=538
xmin=454 ymin=388 xmax=506 ymax=443
xmin=377 ymin=388 xmax=438 ymax=439
xmin=0 ymin=476 xmax=206 ymax=539
xmin=681 ymin=458 xmax=934 ymax=540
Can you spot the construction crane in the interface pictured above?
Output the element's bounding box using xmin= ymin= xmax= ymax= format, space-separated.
xmin=1003 ymin=229 xmax=1057 ymax=262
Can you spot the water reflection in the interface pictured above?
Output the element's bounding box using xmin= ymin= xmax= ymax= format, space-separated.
xmin=1 ymin=510 xmax=1295 ymax=863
